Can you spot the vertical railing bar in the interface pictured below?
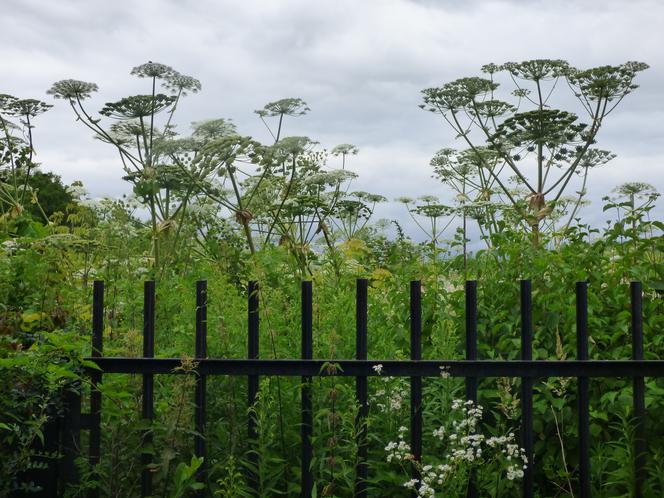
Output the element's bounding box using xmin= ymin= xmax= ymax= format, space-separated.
xmin=194 ymin=280 xmax=207 ymax=490
xmin=88 ymin=280 xmax=104 ymax=498
xmin=576 ymin=281 xmax=591 ymax=498
xmin=43 ymin=407 xmax=59 ymax=496
xmin=23 ymin=400 xmax=60 ymax=495
xmin=465 ymin=280 xmax=478 ymax=498
xmin=520 ymin=280 xmax=534 ymax=498
xmin=410 ymin=280 xmax=422 ymax=496
xmin=465 ymin=280 xmax=478 ymax=402
xmin=355 ymin=278 xmax=368 ymax=498
xmin=91 ymin=281 xmax=104 ymax=358
xmin=60 ymin=385 xmax=82 ymax=493
xmin=248 ymin=281 xmax=260 ymax=495
xmin=301 ymin=281 xmax=313 ymax=498
xmin=141 ymin=281 xmax=155 ymax=497
xmin=631 ymin=281 xmax=646 ymax=498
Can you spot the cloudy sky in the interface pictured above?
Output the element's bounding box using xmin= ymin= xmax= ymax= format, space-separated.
xmin=2 ymin=0 xmax=662 ymax=237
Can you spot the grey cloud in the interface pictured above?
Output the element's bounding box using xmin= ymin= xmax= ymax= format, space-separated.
xmin=1 ymin=0 xmax=662 ymax=239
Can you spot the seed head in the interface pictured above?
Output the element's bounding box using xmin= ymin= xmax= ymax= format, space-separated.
xmin=131 ymin=61 xmax=174 ymax=79
xmin=47 ymin=79 xmax=99 ymax=100
xmin=163 ymin=72 xmax=202 ymax=95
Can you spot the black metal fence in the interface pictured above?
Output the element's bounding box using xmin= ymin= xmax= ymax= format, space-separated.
xmin=33 ymin=279 xmax=663 ymax=497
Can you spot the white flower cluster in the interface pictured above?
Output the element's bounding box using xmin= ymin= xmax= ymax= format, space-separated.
xmin=79 ymin=198 xmax=102 ymax=210
xmin=123 ymin=194 xmax=140 ymax=211
xmin=385 ymin=426 xmax=412 ymax=463
xmin=451 ymin=399 xmax=482 ymax=430
xmin=404 ymin=477 xmax=435 ymax=497
xmin=486 ymin=435 xmax=528 ymax=480
xmin=506 ymin=463 xmax=525 ymax=481
xmin=403 ymin=461 xmax=454 ymax=497
xmin=371 ymin=375 xmax=409 ymax=413
xmin=303 ymin=169 xmax=357 ymax=186
xmin=66 ymin=183 xmax=88 ymax=200
xmin=71 ymin=267 xmax=99 ymax=279
xmin=1 ymin=239 xmax=19 ymax=252
xmin=386 ymin=399 xmax=528 ymax=496
xmin=187 ymin=200 xmax=218 ymax=218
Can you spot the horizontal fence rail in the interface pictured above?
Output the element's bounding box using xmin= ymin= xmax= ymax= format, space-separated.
xmin=47 ymin=279 xmax=660 ymax=498
xmin=83 ymin=358 xmax=664 ymax=378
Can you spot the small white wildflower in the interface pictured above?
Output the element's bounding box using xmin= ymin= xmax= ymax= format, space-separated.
xmin=506 ymin=464 xmax=524 ymax=481
xmin=418 ymin=481 xmax=435 ymax=497
xmin=66 ymin=183 xmax=88 ymax=200
xmin=1 ymin=240 xmax=18 ymax=250
xmin=404 ymin=479 xmax=418 ymax=489
xmin=439 ymin=365 xmax=451 ymax=379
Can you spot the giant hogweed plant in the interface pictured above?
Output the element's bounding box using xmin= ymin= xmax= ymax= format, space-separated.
xmin=396 ymin=195 xmax=455 ymax=258
xmin=192 ymin=134 xmax=323 ymax=257
xmin=248 ymin=105 xmax=384 ymax=272
xmin=330 ymin=190 xmax=386 ymax=242
xmin=252 ymin=123 xmax=381 ymax=266
xmin=255 ymin=97 xmax=310 ymax=145
xmin=48 ymin=62 xmax=204 ymax=272
xmin=0 ymin=93 xmax=53 ymax=233
xmin=421 ymin=59 xmax=648 ymax=245
xmin=286 ymin=145 xmax=385 ymax=276
xmin=429 ymin=147 xmax=497 ymax=274
xmin=602 ymin=182 xmax=663 ymax=284
xmin=193 ymin=131 xmax=378 ymax=277
xmin=185 ymin=97 xmax=312 ymax=258
xmin=428 ymin=147 xmax=590 ymax=259
xmin=47 ymin=74 xmax=386 ymax=277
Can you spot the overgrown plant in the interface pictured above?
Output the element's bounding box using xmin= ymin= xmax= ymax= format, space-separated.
xmin=48 ymin=62 xmax=202 ymax=272
xmin=386 ymin=399 xmax=526 ymax=497
xmin=0 ymin=93 xmax=53 ymax=230
xmin=421 ymin=59 xmax=648 ymax=244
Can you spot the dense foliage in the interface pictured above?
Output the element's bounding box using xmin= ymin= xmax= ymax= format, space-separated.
xmin=1 ymin=59 xmax=663 ymax=497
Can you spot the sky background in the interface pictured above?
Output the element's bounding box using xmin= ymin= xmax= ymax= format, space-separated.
xmin=2 ymin=0 xmax=663 ymax=239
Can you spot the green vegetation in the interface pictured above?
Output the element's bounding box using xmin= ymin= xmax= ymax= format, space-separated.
xmin=1 ymin=59 xmax=663 ymax=497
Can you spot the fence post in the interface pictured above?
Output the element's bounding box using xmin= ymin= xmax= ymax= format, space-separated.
xmin=247 ymin=281 xmax=260 ymax=495
xmin=576 ymin=281 xmax=591 ymax=498
xmin=465 ymin=280 xmax=478 ymax=498
xmin=22 ymin=403 xmax=60 ymax=496
xmin=142 ymin=281 xmax=155 ymax=497
xmin=631 ymin=282 xmax=646 ymax=498
xmin=410 ymin=280 xmax=422 ymax=495
xmin=88 ymin=280 xmax=104 ymax=498
xmin=60 ymin=385 xmax=81 ymax=494
xmin=194 ymin=280 xmax=208 ymax=490
xmin=301 ymin=281 xmax=313 ymax=498
xmin=355 ymin=278 xmax=368 ymax=498
xmin=42 ymin=410 xmax=60 ymax=497
xmin=520 ymin=280 xmax=534 ymax=498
